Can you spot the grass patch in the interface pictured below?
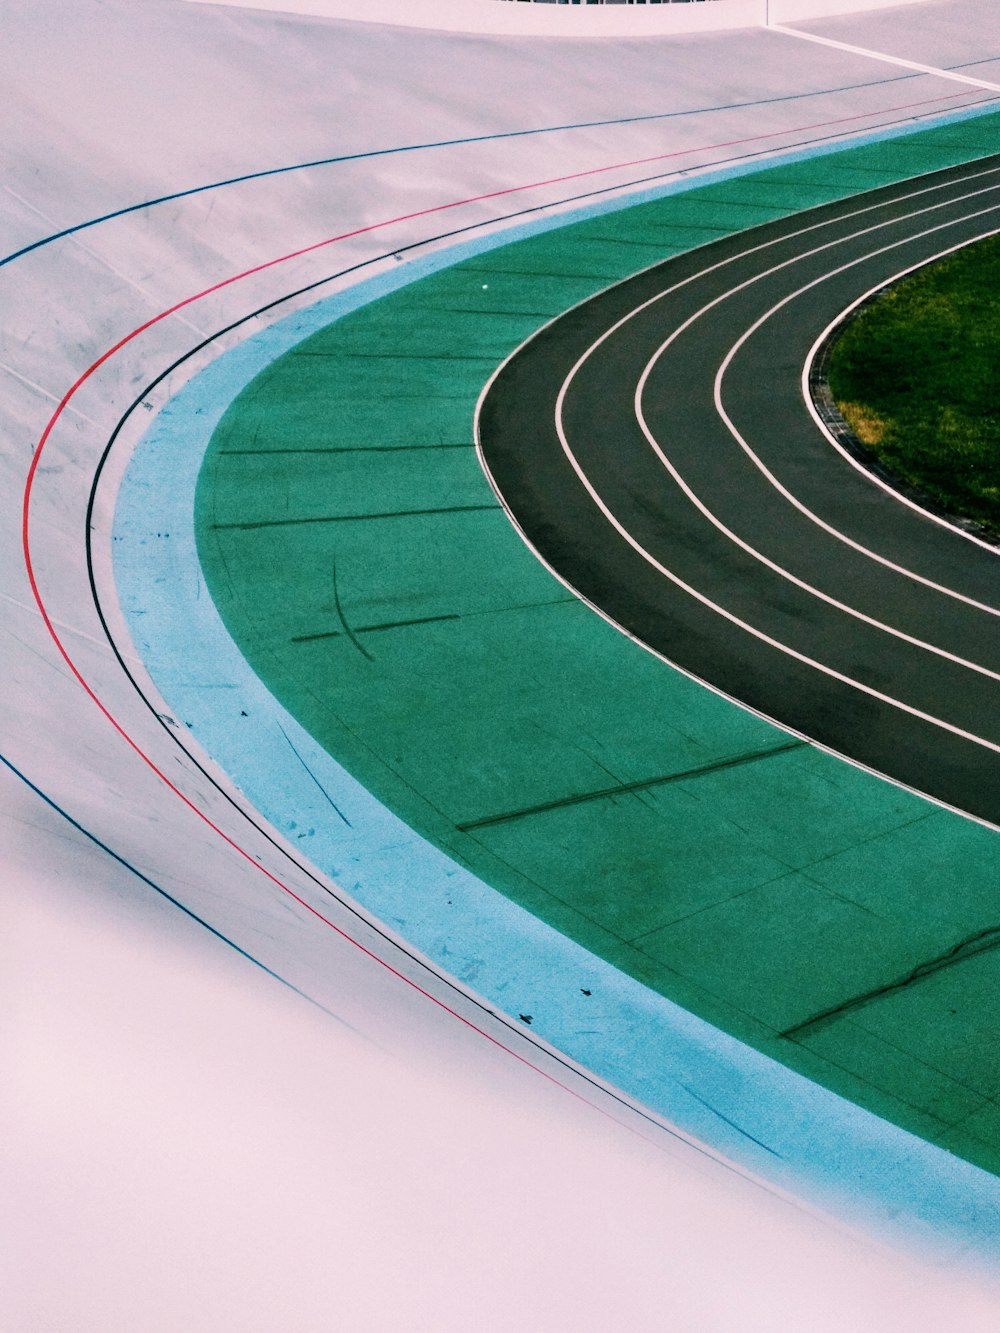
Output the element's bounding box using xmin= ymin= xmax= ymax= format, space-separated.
xmin=828 ymin=233 xmax=1000 ymax=532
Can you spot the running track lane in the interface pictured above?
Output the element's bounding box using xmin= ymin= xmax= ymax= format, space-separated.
xmin=476 ymin=155 xmax=1000 ymax=830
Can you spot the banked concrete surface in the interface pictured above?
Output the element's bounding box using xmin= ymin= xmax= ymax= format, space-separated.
xmin=186 ymin=0 xmax=932 ymax=38
xmin=6 ymin=0 xmax=1000 ymax=1325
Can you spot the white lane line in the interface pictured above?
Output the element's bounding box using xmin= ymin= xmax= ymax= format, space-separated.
xmin=475 ymin=167 xmax=1000 ymax=760
xmin=562 ymin=173 xmax=1000 ymax=622
xmin=475 ymin=411 xmax=1000 ymax=834
xmin=474 ymin=166 xmax=1000 ymax=827
xmin=554 ymin=339 xmax=1000 ymax=760
xmin=0 ymin=586 xmax=143 ymax=658
xmin=0 ymin=359 xmax=99 ymax=425
xmin=548 ymin=196 xmax=1000 ymax=757
xmin=770 ymin=25 xmax=1000 ymax=96
xmin=802 ymin=234 xmax=1000 ymax=557
xmin=710 ymin=210 xmax=1000 ymax=619
xmin=630 ymin=234 xmax=1000 ymax=685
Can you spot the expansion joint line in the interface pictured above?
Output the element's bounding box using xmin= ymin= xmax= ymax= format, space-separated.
xmin=457 ymin=740 xmax=805 ymax=831
xmin=770 ymin=24 xmax=1000 ymax=96
xmin=782 ymin=921 xmax=1000 ymax=1040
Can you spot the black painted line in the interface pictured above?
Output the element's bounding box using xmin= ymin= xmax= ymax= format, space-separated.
xmin=357 ymin=613 xmax=461 ymax=634
xmin=290 ymin=629 xmax=342 ymax=643
xmin=781 ymin=920 xmax=1000 ymax=1040
xmin=640 ymin=224 xmax=732 ymax=235
xmin=458 ymin=741 xmax=806 ymax=831
xmin=221 ymin=443 xmax=474 ymax=455
xmin=214 ymin=503 xmax=498 ymax=529
xmin=680 ymin=1082 xmax=783 ymax=1159
xmin=341 ymin=392 xmax=473 ymax=402
xmin=292 ymin=351 xmax=497 ymax=362
xmin=435 ymin=308 xmax=558 ymax=317
xmin=701 ymin=197 xmax=795 ymax=211
xmin=579 ymin=235 xmax=676 ymax=248
xmin=277 ymin=722 xmax=352 ymax=827
xmin=331 ymin=560 xmax=373 ymax=662
xmin=461 ymin=266 xmax=624 ymax=281
xmin=0 ymin=750 xmax=351 ymax=1027
xmin=465 ymin=594 xmax=579 ymax=619
xmin=291 ymin=596 xmax=578 ymax=644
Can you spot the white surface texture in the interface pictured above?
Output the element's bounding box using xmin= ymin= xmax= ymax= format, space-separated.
xmin=186 ymin=0 xmax=931 ymax=38
xmin=4 ymin=0 xmax=1000 ymax=1326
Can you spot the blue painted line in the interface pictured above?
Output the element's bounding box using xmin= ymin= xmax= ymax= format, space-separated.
xmin=2 ymin=67 xmax=989 ymax=274
xmin=112 ymin=108 xmax=1000 ymax=1261
xmin=0 ymin=750 xmax=349 ymax=1025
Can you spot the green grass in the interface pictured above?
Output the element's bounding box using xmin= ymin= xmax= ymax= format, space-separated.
xmin=828 ymin=233 xmax=1000 ymax=532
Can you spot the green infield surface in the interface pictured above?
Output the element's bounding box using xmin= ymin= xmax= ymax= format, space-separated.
xmin=197 ymin=114 xmax=1000 ymax=1177
xmin=830 ymin=231 xmax=1000 ymax=535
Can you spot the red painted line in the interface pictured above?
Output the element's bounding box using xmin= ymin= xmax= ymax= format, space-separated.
xmin=20 ymin=86 xmax=983 ymax=1123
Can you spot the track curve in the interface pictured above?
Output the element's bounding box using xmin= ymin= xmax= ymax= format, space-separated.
xmin=478 ymin=153 xmax=1000 ymax=826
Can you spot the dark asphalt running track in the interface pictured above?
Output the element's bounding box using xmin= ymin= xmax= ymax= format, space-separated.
xmin=478 ymin=154 xmax=1000 ymax=825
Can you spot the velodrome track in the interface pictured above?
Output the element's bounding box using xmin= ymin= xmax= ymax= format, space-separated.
xmin=478 ymin=153 xmax=1000 ymax=826
xmin=6 ymin=0 xmax=1000 ymax=1326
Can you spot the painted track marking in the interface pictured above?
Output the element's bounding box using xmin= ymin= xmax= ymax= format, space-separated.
xmin=771 ymin=24 xmax=1000 ymax=96
xmin=552 ymin=201 xmax=1000 ymax=751
xmin=551 ymin=180 xmax=1000 ymax=695
xmin=548 ymin=167 xmax=1000 ymax=633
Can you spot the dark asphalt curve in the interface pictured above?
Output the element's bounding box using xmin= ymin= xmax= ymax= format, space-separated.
xmin=477 ymin=154 xmax=1000 ymax=826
